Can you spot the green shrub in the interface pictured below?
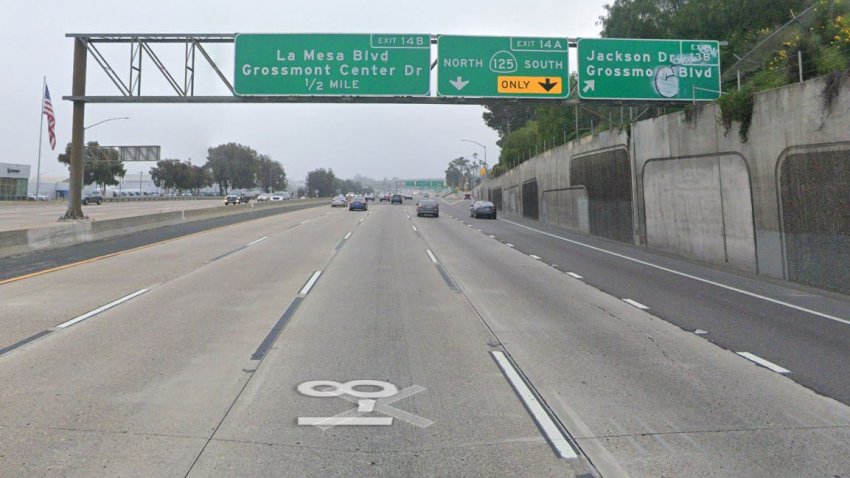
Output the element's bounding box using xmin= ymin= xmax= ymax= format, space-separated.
xmin=718 ymin=88 xmax=755 ymax=142
xmin=816 ymin=45 xmax=850 ymax=75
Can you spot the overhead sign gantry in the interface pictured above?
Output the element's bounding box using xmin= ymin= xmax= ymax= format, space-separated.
xmin=60 ymin=32 xmax=721 ymax=219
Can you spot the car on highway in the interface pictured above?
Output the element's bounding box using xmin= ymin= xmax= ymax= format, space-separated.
xmin=224 ymin=194 xmax=241 ymax=205
xmin=416 ymin=199 xmax=439 ymax=217
xmin=331 ymin=195 xmax=347 ymax=207
xmin=257 ymin=194 xmax=270 ymax=202
xmin=391 ymin=193 xmax=403 ymax=204
xmin=379 ymin=193 xmax=391 ymax=202
xmin=464 ymin=193 xmax=472 ymax=200
xmin=27 ymin=194 xmax=48 ymax=201
xmin=364 ymin=192 xmax=375 ymax=201
xmin=470 ymin=200 xmax=497 ymax=219
xmin=403 ymin=192 xmax=413 ymax=200
xmin=270 ymin=195 xmax=284 ymax=201
xmin=82 ymin=192 xmax=104 ymax=205
xmin=349 ymin=196 xmax=368 ymax=211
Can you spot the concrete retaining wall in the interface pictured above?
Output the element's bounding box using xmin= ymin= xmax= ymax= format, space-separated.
xmin=0 ymin=200 xmax=325 ymax=259
xmin=477 ymin=75 xmax=850 ymax=293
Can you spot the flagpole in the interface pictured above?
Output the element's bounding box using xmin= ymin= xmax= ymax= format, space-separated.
xmin=35 ymin=76 xmax=45 ymax=199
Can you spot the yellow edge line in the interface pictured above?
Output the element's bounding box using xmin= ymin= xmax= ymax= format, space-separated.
xmin=0 ymin=206 xmax=318 ymax=286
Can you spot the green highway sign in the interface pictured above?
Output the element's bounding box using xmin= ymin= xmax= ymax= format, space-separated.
xmin=577 ymin=38 xmax=721 ymax=101
xmin=405 ymin=180 xmax=444 ymax=188
xmin=437 ymin=35 xmax=569 ymax=98
xmin=234 ymin=34 xmax=431 ymax=96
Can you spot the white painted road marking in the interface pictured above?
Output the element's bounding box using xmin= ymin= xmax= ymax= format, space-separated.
xmin=299 ymin=271 xmax=323 ymax=296
xmin=247 ymin=236 xmax=268 ymax=246
xmin=623 ymin=299 xmax=649 ymax=310
xmin=56 ymin=288 xmax=150 ymax=329
xmin=297 ymin=380 xmax=432 ymax=429
xmin=695 ymin=329 xmax=709 ymax=335
xmin=529 ymin=254 xmax=542 ymax=260
xmin=491 ymin=351 xmax=578 ymax=459
xmin=489 ymin=235 xmax=496 ymax=238
xmin=412 ymin=225 xmax=418 ymax=232
xmin=567 ymin=272 xmax=583 ymax=279
xmin=505 ymin=243 xmax=515 ymax=248
xmin=426 ymin=249 xmax=438 ymax=264
xmin=344 ymin=232 xmax=352 ymax=240
xmin=737 ymin=352 xmax=791 ymax=374
xmin=499 ymin=218 xmax=850 ymax=327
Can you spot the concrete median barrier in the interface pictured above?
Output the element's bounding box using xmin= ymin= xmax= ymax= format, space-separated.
xmin=0 ymin=199 xmax=325 ymax=258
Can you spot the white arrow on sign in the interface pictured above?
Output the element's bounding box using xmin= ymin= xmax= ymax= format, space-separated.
xmin=582 ymin=80 xmax=596 ymax=93
xmin=449 ymin=76 xmax=470 ymax=91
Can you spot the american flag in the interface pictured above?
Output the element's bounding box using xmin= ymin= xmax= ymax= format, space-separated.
xmin=43 ymin=83 xmax=56 ymax=150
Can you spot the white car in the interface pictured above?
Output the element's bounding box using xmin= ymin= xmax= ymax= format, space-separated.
xmin=270 ymin=195 xmax=284 ymax=201
xmin=257 ymin=194 xmax=270 ymax=202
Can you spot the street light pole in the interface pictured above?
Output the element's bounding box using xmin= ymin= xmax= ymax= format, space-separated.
xmin=460 ymin=139 xmax=487 ymax=169
xmin=80 ymin=116 xmax=130 ymax=196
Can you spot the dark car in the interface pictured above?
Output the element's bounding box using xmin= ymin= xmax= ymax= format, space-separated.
xmin=391 ymin=194 xmax=403 ymax=204
xmin=349 ymin=196 xmax=368 ymax=211
xmin=82 ymin=192 xmax=103 ymax=205
xmin=470 ymin=200 xmax=497 ymax=219
xmin=238 ymin=193 xmax=251 ymax=204
xmin=225 ymin=194 xmax=240 ymax=205
xmin=416 ymin=199 xmax=439 ymax=217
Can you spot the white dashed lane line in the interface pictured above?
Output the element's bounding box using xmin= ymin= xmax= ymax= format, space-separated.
xmin=737 ymin=352 xmax=791 ymax=374
xmin=567 ymin=272 xmax=583 ymax=279
xmin=56 ymin=288 xmax=151 ymax=329
xmin=299 ymin=271 xmax=323 ymax=296
xmin=622 ymin=298 xmax=649 ymax=310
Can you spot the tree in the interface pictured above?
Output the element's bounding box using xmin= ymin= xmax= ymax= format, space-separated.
xmin=58 ymin=141 xmax=126 ymax=190
xmin=204 ymin=143 xmax=261 ymax=194
xmin=257 ymin=155 xmax=287 ymax=192
xmin=445 ymin=156 xmax=483 ymax=190
xmin=482 ymin=102 xmax=537 ymax=145
xmin=151 ymin=159 xmax=213 ymax=194
xmin=306 ymin=168 xmax=338 ymax=197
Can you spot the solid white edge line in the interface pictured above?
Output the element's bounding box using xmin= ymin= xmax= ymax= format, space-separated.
xmin=623 ymin=298 xmax=649 ymax=310
xmin=567 ymin=272 xmax=583 ymax=279
xmin=737 ymin=352 xmax=792 ymax=374
xmin=56 ymin=288 xmax=150 ymax=329
xmin=529 ymin=254 xmax=542 ymax=260
xmin=412 ymin=225 xmax=418 ymax=232
xmin=506 ymin=243 xmax=515 ymax=248
xmin=299 ymin=270 xmax=323 ymax=296
xmin=498 ymin=218 xmax=850 ymax=327
xmin=489 ymin=235 xmax=496 ymax=238
xmin=344 ymin=232 xmax=352 ymax=240
xmin=247 ymin=236 xmax=268 ymax=246
xmin=491 ymin=351 xmax=577 ymax=459
xmin=426 ymin=249 xmax=438 ymax=264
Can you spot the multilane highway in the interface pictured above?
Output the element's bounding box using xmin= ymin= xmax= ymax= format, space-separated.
xmin=0 ymin=199 xmax=848 ymax=477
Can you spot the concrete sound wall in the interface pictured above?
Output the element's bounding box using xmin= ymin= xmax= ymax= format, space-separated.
xmin=477 ymin=75 xmax=850 ymax=293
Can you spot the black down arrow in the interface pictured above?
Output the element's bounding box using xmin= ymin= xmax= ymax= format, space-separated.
xmin=538 ymin=78 xmax=558 ymax=92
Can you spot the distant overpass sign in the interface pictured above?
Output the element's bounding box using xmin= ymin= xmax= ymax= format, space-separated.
xmin=234 ymin=34 xmax=431 ymax=96
xmin=405 ymin=180 xmax=443 ymax=188
xmin=437 ymin=36 xmax=569 ymax=98
xmin=577 ymin=38 xmax=721 ymax=101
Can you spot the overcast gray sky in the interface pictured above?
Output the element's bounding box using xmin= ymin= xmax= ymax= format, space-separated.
xmin=1 ymin=0 xmax=609 ymax=183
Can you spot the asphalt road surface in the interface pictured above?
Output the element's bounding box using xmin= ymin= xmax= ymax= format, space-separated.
xmin=1 ymin=200 xmax=848 ymax=477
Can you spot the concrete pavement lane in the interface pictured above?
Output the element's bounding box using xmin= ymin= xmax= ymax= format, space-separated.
xmin=414 ymin=204 xmax=850 ymax=477
xmin=0 ymin=205 xmax=336 ymax=353
xmin=439 ymin=200 xmax=850 ymax=406
xmin=0 ymin=206 xmax=360 ymax=476
xmin=187 ymin=203 xmax=596 ymax=477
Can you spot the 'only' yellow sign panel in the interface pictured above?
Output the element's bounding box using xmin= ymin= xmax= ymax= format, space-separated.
xmin=497 ymin=76 xmax=563 ymax=95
